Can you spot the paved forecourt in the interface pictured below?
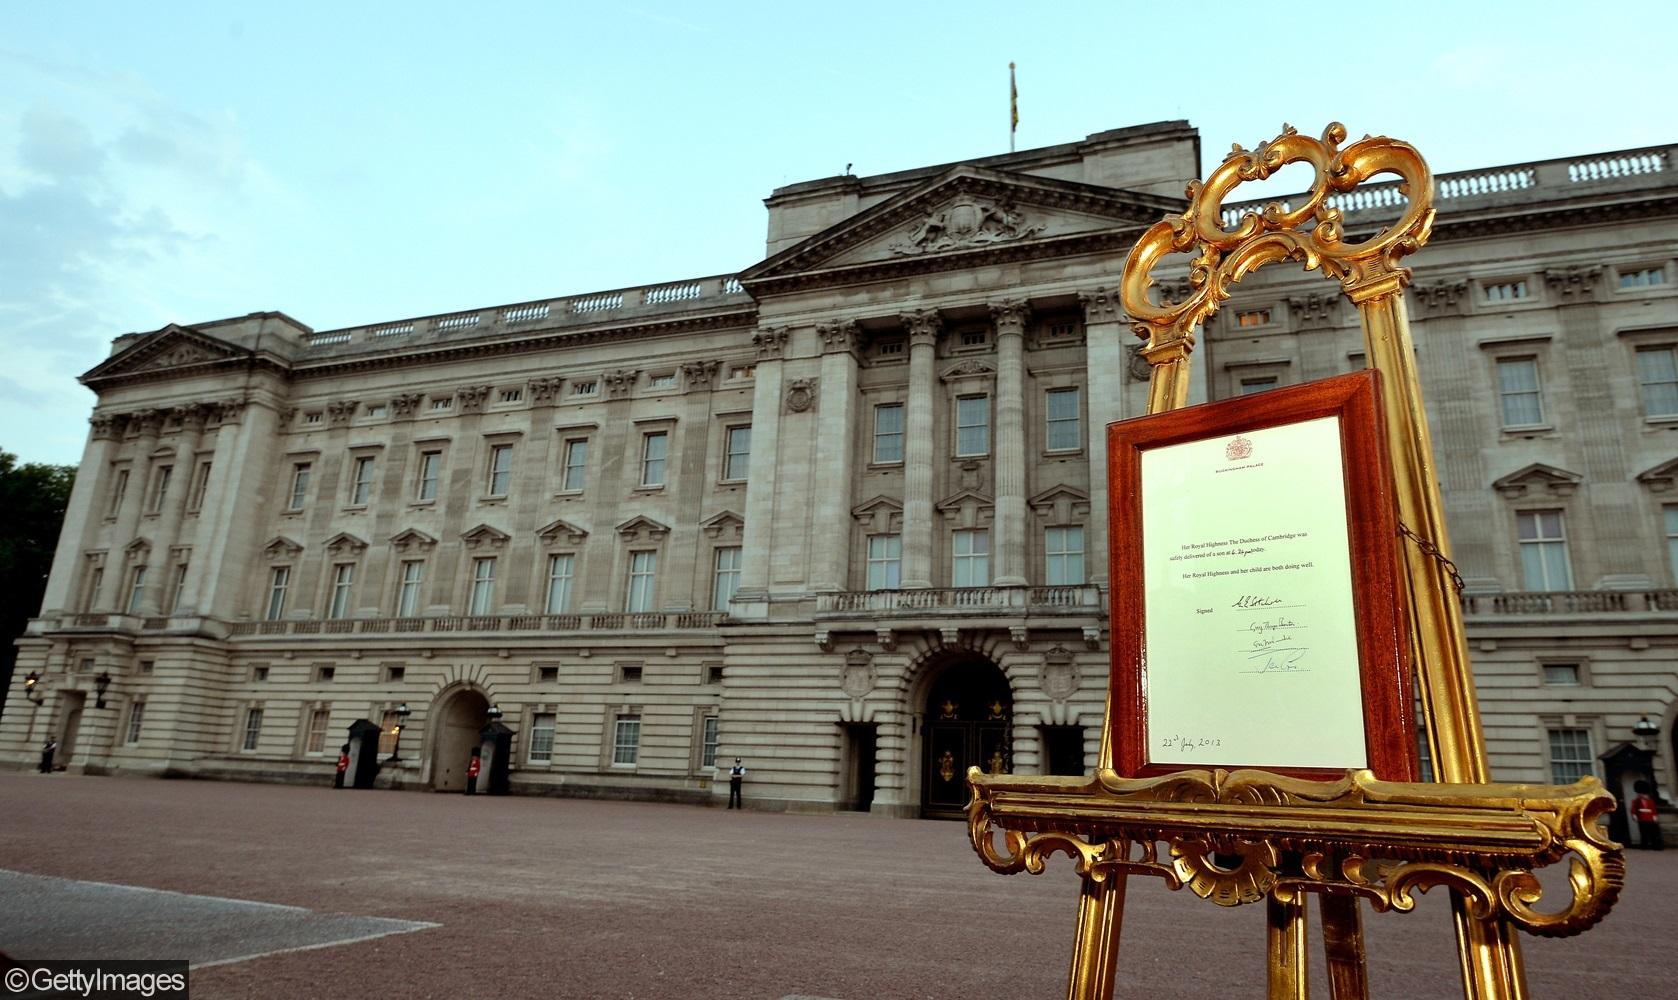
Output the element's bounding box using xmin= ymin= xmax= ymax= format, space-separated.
xmin=1 ymin=772 xmax=1672 ymax=999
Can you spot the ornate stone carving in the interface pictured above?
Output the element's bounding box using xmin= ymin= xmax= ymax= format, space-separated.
xmin=536 ymin=518 xmax=590 ymax=545
xmin=899 ymin=309 xmax=942 ymax=348
xmin=1041 ymin=645 xmax=1078 ymax=701
xmin=1079 ymin=286 xmax=1123 ymax=325
xmin=390 ymin=393 xmax=424 ymax=419
xmin=326 ymin=400 xmax=359 ymax=426
xmin=785 ymin=378 xmax=817 ymax=413
xmin=753 ymin=328 xmax=788 ymax=361
xmin=1285 ymin=293 xmax=1339 ymax=328
xmin=817 ymin=320 xmax=860 ymax=355
xmin=682 ymin=360 xmax=720 ymax=388
xmin=888 ymin=197 xmax=1043 ymax=255
xmin=603 ymin=369 xmax=639 ymax=399
xmin=456 ymin=385 xmax=492 ymax=412
xmin=1010 ymin=626 xmax=1030 ymax=651
xmin=989 ymin=298 xmax=1031 ymax=336
xmin=389 ymin=528 xmax=438 ymax=552
xmin=1127 ymin=343 xmax=1154 ymax=383
xmin=90 ymin=412 xmax=124 ymax=440
xmin=129 ymin=409 xmax=162 ymax=435
xmin=1544 ymin=266 xmax=1604 ymax=301
xmin=615 ymin=515 xmax=670 ymax=541
xmin=875 ymin=628 xmax=897 ymax=652
xmin=527 ymin=376 xmax=565 ymax=405
xmin=841 ymin=648 xmax=876 ymax=699
xmin=1411 ymin=280 xmax=1470 ymax=318
xmin=323 ymin=531 xmax=368 ymax=556
xmin=134 ymin=341 xmax=218 ymax=372
xmin=940 ymin=359 xmax=996 ymax=382
xmin=461 ymin=523 xmax=511 ymax=549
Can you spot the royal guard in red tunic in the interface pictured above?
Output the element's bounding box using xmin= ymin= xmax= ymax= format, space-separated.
xmin=1631 ymin=780 xmax=1664 ymax=850
xmin=333 ymin=744 xmax=350 ymax=789
xmin=465 ymin=747 xmax=482 ymax=796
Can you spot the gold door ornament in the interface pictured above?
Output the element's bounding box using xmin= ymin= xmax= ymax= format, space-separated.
xmin=967 ymin=122 xmax=1624 ymax=1000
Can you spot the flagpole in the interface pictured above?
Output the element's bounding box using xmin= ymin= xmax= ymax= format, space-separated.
xmin=1009 ymin=62 xmax=1017 ymax=153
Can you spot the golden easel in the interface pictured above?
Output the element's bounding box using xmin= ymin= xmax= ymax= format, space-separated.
xmin=967 ymin=123 xmax=1624 ymax=999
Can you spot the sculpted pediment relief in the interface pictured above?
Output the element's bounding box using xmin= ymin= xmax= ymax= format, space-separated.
xmin=536 ymin=518 xmax=590 ymax=545
xmin=1492 ymin=463 xmax=1582 ymax=499
xmin=84 ymin=324 xmax=245 ymax=381
xmin=740 ymin=167 xmax=1178 ymax=291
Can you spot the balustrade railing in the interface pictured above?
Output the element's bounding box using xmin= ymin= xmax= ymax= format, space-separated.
xmin=301 ymin=274 xmax=749 ymax=353
xmin=225 ymin=611 xmax=729 ymax=637
xmin=1459 ymin=589 xmax=1678 ymax=616
xmin=815 ymin=585 xmax=1104 ymax=615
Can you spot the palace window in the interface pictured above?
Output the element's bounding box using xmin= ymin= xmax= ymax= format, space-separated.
xmin=1666 ymin=506 xmax=1678 ymax=585
xmin=108 ymin=468 xmax=129 ymax=517
xmin=1542 ymin=663 xmax=1582 ymax=686
xmin=1620 ymin=267 xmax=1666 ymax=289
xmin=1240 ymin=377 xmax=1278 ymax=396
xmin=125 ymin=702 xmax=145 ymax=744
xmin=712 ymin=546 xmax=742 ymax=611
xmin=288 ymin=463 xmax=312 ymax=510
xmin=571 ymin=380 xmax=598 ymax=397
xmin=349 ymin=456 xmax=376 ymax=505
xmin=873 ymin=404 xmax=905 ymax=463
xmin=724 ymin=426 xmax=751 ymax=481
xmin=640 ymin=432 xmax=668 ymax=487
xmin=242 ymin=707 xmax=264 ymax=752
xmin=1236 ymin=308 xmax=1271 ymax=328
xmin=187 ymin=460 xmax=213 ymax=511
xmin=701 ymin=714 xmax=720 ymax=769
xmin=486 ymin=444 xmax=513 ymax=497
xmin=867 ymin=534 xmax=901 ymax=590
xmin=956 ymin=395 xmax=990 ymax=457
xmin=613 ymin=714 xmax=641 ymax=766
xmin=498 ymin=387 xmax=523 ymax=403
xmin=147 ymin=465 xmax=172 ymax=513
xmin=1485 ymin=280 xmax=1530 ymax=302
xmin=1635 ymin=346 xmax=1678 ymax=417
xmin=126 ymin=565 xmax=147 ymax=614
xmin=328 ymin=563 xmax=355 ymax=618
xmin=562 ymin=438 xmax=588 ymax=491
xmin=469 ymin=557 xmax=497 ymax=614
xmin=647 ymin=373 xmax=677 ymax=390
xmin=265 ymin=566 xmax=289 ymax=620
xmin=397 ymin=560 xmax=425 ymax=617
xmin=84 ymin=567 xmax=103 ymax=611
xmin=1516 ymin=509 xmax=1572 ymax=591
xmin=1547 ymin=728 xmax=1594 ymax=784
xmin=545 ymin=553 xmax=575 ymax=614
xmin=378 ymin=709 xmax=400 ymax=755
xmin=1045 ymin=526 xmax=1085 ymax=586
xmin=169 ymin=561 xmax=189 ymax=614
xmin=305 ymin=709 xmax=330 ymax=755
xmin=952 ymin=529 xmax=990 ymax=588
xmin=1496 ymin=357 xmax=1544 ymax=427
xmin=1045 ymin=388 xmax=1081 ymax=451
xmin=529 ymin=713 xmax=556 ymax=763
xmin=626 ymin=551 xmax=658 ymax=613
xmin=416 ymin=450 xmax=441 ymax=501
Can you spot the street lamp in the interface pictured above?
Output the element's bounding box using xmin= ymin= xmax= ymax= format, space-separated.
xmin=94 ymin=671 xmax=111 ymax=710
xmin=487 ymin=704 xmax=504 ymax=723
xmin=1634 ymin=715 xmax=1661 ymax=750
xmin=23 ymin=671 xmax=43 ymax=705
xmin=387 ymin=702 xmax=412 ymax=763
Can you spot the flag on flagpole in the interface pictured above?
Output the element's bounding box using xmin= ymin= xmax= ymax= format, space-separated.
xmin=1009 ymin=62 xmax=1018 ymax=152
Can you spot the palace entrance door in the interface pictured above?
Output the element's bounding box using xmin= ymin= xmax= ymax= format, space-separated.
xmin=921 ymin=658 xmax=1012 ymax=818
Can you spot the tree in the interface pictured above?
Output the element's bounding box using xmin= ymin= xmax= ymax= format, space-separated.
xmin=0 ymin=451 xmax=75 ymax=719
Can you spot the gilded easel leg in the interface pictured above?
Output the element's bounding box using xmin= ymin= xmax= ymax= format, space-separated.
xmin=1266 ymin=892 xmax=1309 ymax=1000
xmin=1453 ymin=901 xmax=1529 ymax=1000
xmin=1066 ymin=873 xmax=1125 ymax=1000
xmin=1319 ymin=894 xmax=1369 ymax=1000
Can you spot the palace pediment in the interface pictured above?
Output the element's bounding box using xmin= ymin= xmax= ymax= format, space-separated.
xmin=1492 ymin=463 xmax=1583 ymax=499
xmin=740 ymin=167 xmax=1178 ymax=294
xmin=83 ymin=324 xmax=247 ymax=383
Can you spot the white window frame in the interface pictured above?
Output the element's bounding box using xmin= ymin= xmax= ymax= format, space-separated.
xmin=724 ymin=426 xmax=751 ymax=481
xmin=640 ymin=432 xmax=668 ymax=488
xmin=1635 ymin=345 xmax=1678 ymax=418
xmin=126 ymin=565 xmax=147 ymax=614
xmin=108 ymin=468 xmax=129 ymax=517
xmin=612 ymin=713 xmax=641 ymax=766
xmin=1546 ymin=727 xmax=1595 ymax=784
xmin=529 ymin=712 xmax=556 ymax=763
xmin=1044 ymin=387 xmax=1081 ymax=452
xmin=712 ymin=546 xmax=742 ymax=611
xmin=486 ymin=444 xmax=513 ymax=497
xmin=397 ymin=560 xmax=425 ymax=617
xmin=241 ymin=707 xmax=264 ymax=752
xmin=415 ymin=450 xmax=441 ymax=501
xmin=952 ymin=529 xmax=990 ymax=588
xmin=265 ymin=566 xmax=289 ymax=620
xmin=349 ymin=455 xmax=376 ymax=505
xmin=1496 ymin=356 xmax=1545 ymax=428
xmin=1044 ymin=525 xmax=1085 ymax=586
xmin=701 ymin=714 xmax=720 ymax=769
xmin=873 ymin=403 xmax=905 ymax=464
xmin=287 ymin=463 xmax=311 ymax=511
xmin=561 ymin=438 xmax=588 ymax=492
xmin=955 ymin=395 xmax=990 ymax=457
xmin=148 ymin=464 xmax=172 ymax=513
xmin=328 ymin=563 xmax=355 ymax=618
xmin=469 ymin=557 xmax=497 ymax=615
xmin=1516 ymin=509 xmax=1573 ymax=591
xmin=544 ymin=553 xmax=575 ymax=614
xmin=304 ymin=708 xmax=331 ymax=755
xmin=125 ymin=701 xmax=145 ymax=744
xmin=169 ymin=561 xmax=188 ymax=613
xmin=626 ymin=550 xmax=658 ymax=613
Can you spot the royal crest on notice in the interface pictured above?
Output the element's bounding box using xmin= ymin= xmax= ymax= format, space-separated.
xmin=1225 ymin=435 xmax=1253 ymax=461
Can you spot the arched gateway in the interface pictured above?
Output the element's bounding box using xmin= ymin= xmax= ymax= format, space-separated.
xmin=430 ymin=687 xmax=489 ymax=792
xmin=920 ymin=655 xmax=1012 ymax=818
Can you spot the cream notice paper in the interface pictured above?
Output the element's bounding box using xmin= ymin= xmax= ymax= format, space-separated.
xmin=1140 ymin=414 xmax=1368 ymax=770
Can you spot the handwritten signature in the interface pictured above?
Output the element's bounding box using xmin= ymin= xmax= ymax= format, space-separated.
xmin=1232 ymin=594 xmax=1284 ymax=608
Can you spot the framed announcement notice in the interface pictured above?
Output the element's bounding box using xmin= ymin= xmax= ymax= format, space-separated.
xmin=1108 ymin=369 xmax=1417 ymax=781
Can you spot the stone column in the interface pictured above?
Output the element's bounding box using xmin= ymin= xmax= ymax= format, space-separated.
xmin=1080 ymin=289 xmax=1130 ymax=588
xmin=193 ymin=399 xmax=282 ymax=620
xmin=990 ymin=300 xmax=1030 ymax=587
xmin=140 ymin=405 xmax=206 ymax=614
xmin=811 ymin=321 xmax=860 ymax=592
xmin=111 ymin=409 xmax=162 ymax=610
xmin=38 ymin=412 xmax=124 ymax=615
xmin=900 ymin=310 xmax=941 ymax=590
xmin=735 ymin=327 xmax=788 ymax=616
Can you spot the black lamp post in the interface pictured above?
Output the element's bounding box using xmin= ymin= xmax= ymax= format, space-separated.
xmin=1634 ymin=715 xmax=1661 ymax=749
xmin=94 ymin=671 xmax=111 ymax=710
xmin=387 ymin=702 xmax=411 ymax=763
xmin=23 ymin=671 xmax=43 ymax=705
xmin=487 ymin=704 xmax=504 ymax=723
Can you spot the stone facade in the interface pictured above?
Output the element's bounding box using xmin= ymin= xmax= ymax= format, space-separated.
xmin=4 ymin=122 xmax=1677 ymax=822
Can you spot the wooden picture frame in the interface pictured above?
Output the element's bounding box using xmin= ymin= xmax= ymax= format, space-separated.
xmin=1107 ymin=369 xmax=1417 ymax=781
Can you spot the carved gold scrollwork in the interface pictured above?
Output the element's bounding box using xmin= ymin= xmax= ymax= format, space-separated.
xmin=967 ymin=768 xmax=1623 ymax=937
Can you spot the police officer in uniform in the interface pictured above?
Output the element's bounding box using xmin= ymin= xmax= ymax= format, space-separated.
xmin=727 ymin=758 xmax=746 ymax=809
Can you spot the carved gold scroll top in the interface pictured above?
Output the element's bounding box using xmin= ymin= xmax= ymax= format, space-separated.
xmin=967 ymin=122 xmax=1625 ymax=942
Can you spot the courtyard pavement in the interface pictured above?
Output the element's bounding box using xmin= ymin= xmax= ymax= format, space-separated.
xmin=0 ymin=771 xmax=1672 ymax=999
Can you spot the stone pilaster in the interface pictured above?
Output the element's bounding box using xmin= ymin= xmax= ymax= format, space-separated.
xmin=735 ymin=327 xmax=788 ymax=615
xmin=191 ymin=399 xmax=283 ymax=620
xmin=140 ymin=405 xmax=206 ymax=614
xmin=1079 ymin=288 xmax=1129 ymax=587
xmin=812 ymin=320 xmax=860 ymax=592
xmin=38 ymin=412 xmax=124 ymax=615
xmin=111 ymin=409 xmax=162 ymax=610
xmin=990 ymin=299 xmax=1030 ymax=587
xmin=900 ymin=310 xmax=941 ymax=590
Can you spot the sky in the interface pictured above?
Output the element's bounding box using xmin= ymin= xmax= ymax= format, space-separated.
xmin=2 ymin=1 xmax=1673 ymax=466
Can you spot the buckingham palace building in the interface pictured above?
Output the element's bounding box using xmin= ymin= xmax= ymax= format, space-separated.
xmin=4 ymin=121 xmax=1677 ymax=820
